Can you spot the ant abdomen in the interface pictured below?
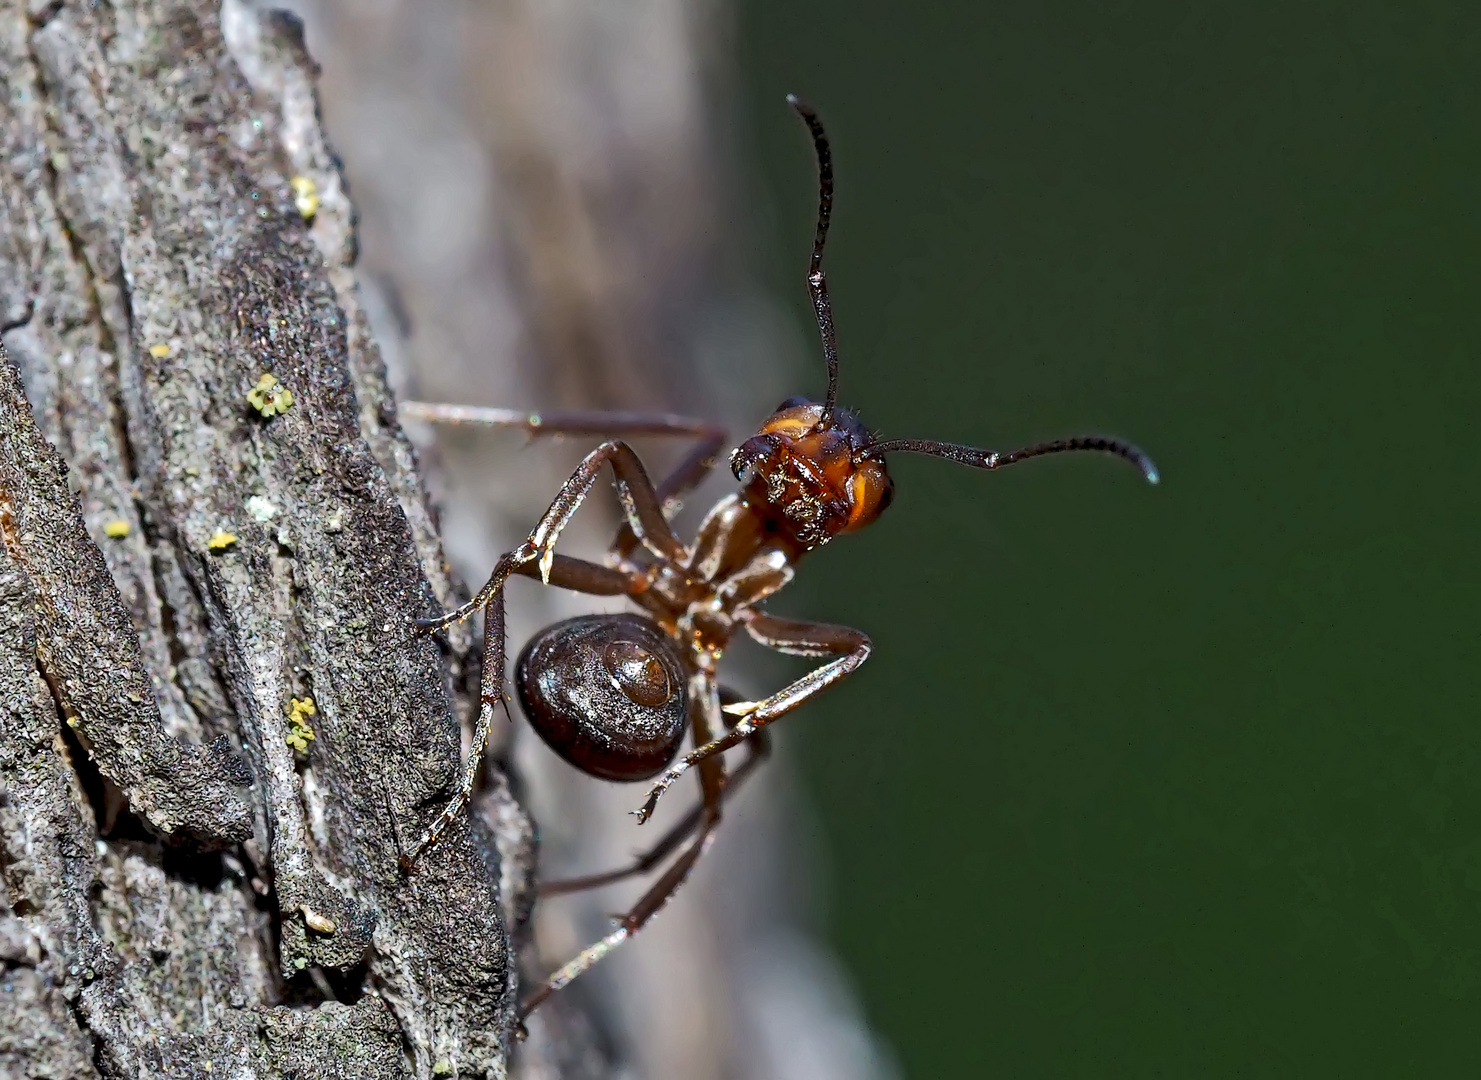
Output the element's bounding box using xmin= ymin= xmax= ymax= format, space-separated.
xmin=515 ymin=614 xmax=689 ymax=782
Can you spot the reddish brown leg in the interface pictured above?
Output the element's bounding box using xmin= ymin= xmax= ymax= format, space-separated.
xmin=519 ymin=675 xmax=730 ymax=1017
xmin=416 ymin=439 xmax=684 ymax=636
xmin=539 ymin=729 xmax=770 ymax=897
xmin=402 ymin=552 xmax=643 ymax=868
xmin=399 ymin=400 xmax=726 ymax=556
xmin=635 ymin=614 xmax=871 ymax=823
xmin=399 ymin=401 xmax=722 ymax=449
xmin=510 ymin=554 xmax=640 ymax=594
xmin=401 ymin=588 xmax=509 ymax=869
xmin=610 ymin=427 xmax=729 ymax=558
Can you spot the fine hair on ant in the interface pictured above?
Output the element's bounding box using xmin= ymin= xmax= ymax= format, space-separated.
xmin=399 ymin=94 xmax=1158 ymax=1017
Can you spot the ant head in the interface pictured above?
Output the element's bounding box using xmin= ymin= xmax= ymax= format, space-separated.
xmin=731 ymin=396 xmax=893 ymax=550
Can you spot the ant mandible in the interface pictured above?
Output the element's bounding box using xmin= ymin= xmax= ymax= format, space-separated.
xmin=399 ymin=95 xmax=1159 ymax=1017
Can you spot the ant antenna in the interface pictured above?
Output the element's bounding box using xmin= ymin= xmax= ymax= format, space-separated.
xmin=783 ymin=99 xmax=1158 ymax=489
xmin=787 ymin=94 xmax=841 ymax=419
xmin=870 ymin=435 xmax=1161 ymax=484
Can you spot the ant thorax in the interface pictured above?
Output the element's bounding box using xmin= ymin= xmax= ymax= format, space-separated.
xmin=632 ymin=496 xmax=798 ymax=660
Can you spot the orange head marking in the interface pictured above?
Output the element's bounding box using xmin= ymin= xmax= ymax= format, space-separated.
xmin=730 ymin=397 xmax=894 ymax=550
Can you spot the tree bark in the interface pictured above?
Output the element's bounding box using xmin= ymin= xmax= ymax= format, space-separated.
xmin=1 ymin=2 xmax=527 ymax=1075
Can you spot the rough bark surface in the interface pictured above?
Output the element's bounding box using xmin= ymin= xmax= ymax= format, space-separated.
xmin=0 ymin=1 xmax=528 ymax=1075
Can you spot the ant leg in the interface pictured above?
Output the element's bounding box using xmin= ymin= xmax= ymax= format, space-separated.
xmin=539 ymin=730 xmax=770 ymax=897
xmin=610 ymin=426 xmax=728 ymax=559
xmin=509 ymin=553 xmax=642 ymax=594
xmin=399 ymin=402 xmax=723 ymax=450
xmin=403 ymin=553 xmax=646 ymax=869
xmin=401 ymin=587 xmax=509 ymax=870
xmin=635 ymin=614 xmax=870 ymax=823
xmin=519 ymin=678 xmax=730 ymax=1017
xmin=416 ymin=439 xmax=684 ymax=635
xmin=652 ymin=429 xmax=729 ymax=507
xmin=399 ymin=401 xmax=726 ymax=553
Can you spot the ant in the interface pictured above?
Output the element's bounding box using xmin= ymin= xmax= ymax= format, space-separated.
xmin=399 ymin=95 xmax=1158 ymax=1017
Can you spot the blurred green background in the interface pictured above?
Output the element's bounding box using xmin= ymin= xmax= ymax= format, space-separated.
xmin=737 ymin=1 xmax=1481 ymax=1073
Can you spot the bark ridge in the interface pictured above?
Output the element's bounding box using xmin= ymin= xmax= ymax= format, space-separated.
xmin=0 ymin=2 xmax=531 ymax=1075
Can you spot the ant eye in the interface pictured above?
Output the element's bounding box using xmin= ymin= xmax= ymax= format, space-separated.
xmin=775 ymin=395 xmax=814 ymax=412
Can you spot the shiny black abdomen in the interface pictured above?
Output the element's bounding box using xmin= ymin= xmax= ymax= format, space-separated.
xmin=515 ymin=614 xmax=688 ymax=782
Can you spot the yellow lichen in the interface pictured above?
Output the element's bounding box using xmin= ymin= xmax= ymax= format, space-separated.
xmin=246 ymin=372 xmax=294 ymax=417
xmin=207 ymin=530 xmax=238 ymax=551
xmin=290 ymin=175 xmax=319 ymax=220
xmin=149 ymin=343 xmax=171 ymax=359
xmin=286 ymin=696 xmax=317 ymax=752
xmin=103 ymin=519 xmax=130 ymax=538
